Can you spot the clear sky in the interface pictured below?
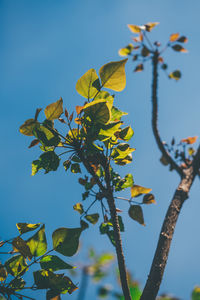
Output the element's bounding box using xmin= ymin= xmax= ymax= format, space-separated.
xmin=1 ymin=1 xmax=200 ymax=299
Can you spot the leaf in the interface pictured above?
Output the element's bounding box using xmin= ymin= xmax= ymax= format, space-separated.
xmin=98 ymin=121 xmax=122 ymax=141
xmin=5 ymin=255 xmax=28 ymax=277
xmin=0 ymin=263 xmax=7 ymax=281
xmin=28 ymin=139 xmax=40 ymax=148
xmin=9 ymin=277 xmax=25 ymax=290
xmin=115 ymin=173 xmax=134 ymax=191
xmin=76 ymin=105 xmax=84 ymax=115
xmin=76 ymin=68 xmax=100 ymax=99
xmin=44 ymin=98 xmax=63 ymax=120
xmin=127 ymin=24 xmax=145 ymax=33
xmin=16 ymin=223 xmax=40 ymax=234
xmin=118 ymin=44 xmax=134 ymax=57
xmin=134 ymin=64 xmax=143 ymax=72
xmin=71 ymin=163 xmax=81 ymax=174
xmin=160 ymin=155 xmax=169 ymax=166
xmin=141 ymin=46 xmax=150 ymax=57
xmin=177 ymin=36 xmax=188 ymax=43
xmin=40 ymin=255 xmax=74 ymax=271
xmin=34 ymin=270 xmax=78 ymax=294
xmin=73 ymin=203 xmax=84 ymax=214
xmin=46 ymin=290 xmax=61 ymax=300
xmin=97 ymin=253 xmax=115 ymax=266
xmin=99 ymin=59 xmax=128 ymax=92
xmin=172 ymin=44 xmax=188 ymax=53
xmin=129 ymin=283 xmax=142 ymax=300
xmin=32 ymin=151 xmax=60 ymax=175
xmin=181 ymin=136 xmax=198 ymax=144
xmin=119 ymin=126 xmax=134 ymax=141
xmin=192 ymin=286 xmax=200 ymax=300
xmin=33 ymin=125 xmax=60 ymax=147
xmin=85 ymin=213 xmax=99 ymax=225
xmin=83 ymin=99 xmax=111 ymax=125
xmin=52 ymin=227 xmax=82 ymax=257
xmin=128 ymin=205 xmax=145 ymax=226
xmin=12 ymin=237 xmax=32 ymax=260
xmin=144 ymin=22 xmax=159 ymax=32
xmin=169 ymin=33 xmax=180 ymax=42
xmin=111 ymin=106 xmax=128 ymax=121
xmin=63 ymin=160 xmax=71 ymax=171
xmin=19 ymin=119 xmax=39 ymax=136
xmin=131 ymin=185 xmax=152 ymax=198
xmin=188 ymin=147 xmax=195 ymax=156
xmin=27 ymin=224 xmax=47 ymax=257
xmin=112 ymin=143 xmax=135 ymax=160
xmin=143 ymin=193 xmax=156 ymax=204
xmin=169 ymin=70 xmax=181 ymax=80
xmin=161 ymin=63 xmax=168 ymax=70
xmin=114 ymin=153 xmax=133 ymax=165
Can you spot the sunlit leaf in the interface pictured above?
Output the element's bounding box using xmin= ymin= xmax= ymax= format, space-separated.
xmin=16 ymin=223 xmax=40 ymax=234
xmin=127 ymin=24 xmax=145 ymax=33
xmin=111 ymin=106 xmax=128 ymax=122
xmin=128 ymin=205 xmax=145 ymax=226
xmin=131 ymin=185 xmax=152 ymax=198
xmin=52 ymin=227 xmax=82 ymax=257
xmin=169 ymin=70 xmax=181 ymax=80
xmin=12 ymin=237 xmax=32 ymax=260
xmin=115 ymin=173 xmax=134 ymax=191
xmin=40 ymin=255 xmax=74 ymax=271
xmin=118 ymin=44 xmax=134 ymax=57
xmin=99 ymin=59 xmax=128 ymax=92
xmin=119 ymin=126 xmax=134 ymax=141
xmin=83 ymin=99 xmax=111 ymax=124
xmin=181 ymin=136 xmax=198 ymax=144
xmin=73 ymin=203 xmax=84 ymax=214
xmin=188 ymin=147 xmax=195 ymax=156
xmin=44 ymin=98 xmax=63 ymax=120
xmin=99 ymin=121 xmax=122 ymax=141
xmin=192 ymin=286 xmax=200 ymax=300
xmin=85 ymin=213 xmax=99 ymax=225
xmin=19 ymin=119 xmax=39 ymax=136
xmin=5 ymin=255 xmax=28 ymax=277
xmin=32 ymin=151 xmax=60 ymax=175
xmin=144 ymin=22 xmax=159 ymax=32
xmin=76 ymin=69 xmax=100 ymax=99
xmin=27 ymin=224 xmax=47 ymax=257
xmin=97 ymin=253 xmax=115 ymax=265
xmin=143 ymin=193 xmax=156 ymax=204
xmin=172 ymin=44 xmax=188 ymax=53
xmin=169 ymin=33 xmax=180 ymax=42
xmin=33 ymin=125 xmax=60 ymax=147
xmin=112 ymin=143 xmax=135 ymax=160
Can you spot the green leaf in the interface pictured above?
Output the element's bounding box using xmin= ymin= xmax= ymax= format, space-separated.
xmin=85 ymin=213 xmax=99 ymax=225
xmin=52 ymin=227 xmax=82 ymax=256
xmin=34 ymin=270 xmax=77 ymax=294
xmin=169 ymin=70 xmax=181 ymax=80
xmin=99 ymin=59 xmax=128 ymax=92
xmin=19 ymin=119 xmax=39 ymax=136
xmin=27 ymin=224 xmax=47 ymax=257
xmin=143 ymin=193 xmax=156 ymax=204
xmin=128 ymin=205 xmax=145 ymax=226
xmin=76 ymin=68 xmax=100 ymax=99
xmin=12 ymin=237 xmax=32 ymax=260
xmin=112 ymin=143 xmax=135 ymax=160
xmin=46 ymin=290 xmax=61 ymax=300
xmin=97 ymin=253 xmax=115 ymax=266
xmin=44 ymin=98 xmax=63 ymax=120
xmin=40 ymin=255 xmax=74 ymax=271
xmin=98 ymin=121 xmax=122 ymax=141
xmin=115 ymin=173 xmax=133 ymax=191
xmin=119 ymin=126 xmax=134 ymax=141
xmin=71 ymin=163 xmax=81 ymax=174
xmin=118 ymin=44 xmax=134 ymax=57
xmin=192 ymin=286 xmax=200 ymax=300
xmin=131 ymin=185 xmax=152 ymax=197
xmin=16 ymin=223 xmax=40 ymax=234
xmin=73 ymin=203 xmax=84 ymax=214
xmin=5 ymin=255 xmax=28 ymax=277
xmin=9 ymin=277 xmax=25 ymax=290
xmin=118 ymin=215 xmax=125 ymax=232
xmin=129 ymin=284 xmax=142 ymax=300
xmin=95 ymin=91 xmax=114 ymax=103
xmin=32 ymin=151 xmax=60 ymax=175
xmin=83 ymin=99 xmax=112 ymax=125
xmin=111 ymin=106 xmax=128 ymax=122
xmin=33 ymin=125 xmax=60 ymax=147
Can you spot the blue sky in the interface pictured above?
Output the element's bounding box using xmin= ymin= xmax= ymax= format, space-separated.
xmin=1 ymin=0 xmax=200 ymax=299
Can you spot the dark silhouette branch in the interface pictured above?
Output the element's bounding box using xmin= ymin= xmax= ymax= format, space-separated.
xmin=151 ymin=51 xmax=183 ymax=178
xmin=78 ymin=149 xmax=131 ymax=300
xmin=140 ymin=51 xmax=200 ymax=300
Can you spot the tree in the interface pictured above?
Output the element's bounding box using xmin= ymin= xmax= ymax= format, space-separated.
xmin=119 ymin=22 xmax=200 ymax=299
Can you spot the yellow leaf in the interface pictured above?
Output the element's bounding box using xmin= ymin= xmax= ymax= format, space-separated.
xmin=188 ymin=147 xmax=195 ymax=156
xmin=144 ymin=22 xmax=159 ymax=32
xmin=76 ymin=69 xmax=100 ymax=99
xmin=99 ymin=59 xmax=128 ymax=92
xmin=44 ymin=98 xmax=63 ymax=120
xmin=131 ymin=185 xmax=152 ymax=198
xmin=118 ymin=44 xmax=134 ymax=57
xmin=170 ymin=33 xmax=180 ymax=42
xmin=19 ymin=119 xmax=39 ymax=136
xmin=127 ymin=24 xmax=145 ymax=33
xmin=181 ymin=136 xmax=198 ymax=144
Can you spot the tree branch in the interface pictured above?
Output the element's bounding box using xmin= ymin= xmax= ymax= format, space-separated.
xmin=151 ymin=51 xmax=183 ymax=177
xmin=78 ymin=149 xmax=131 ymax=300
